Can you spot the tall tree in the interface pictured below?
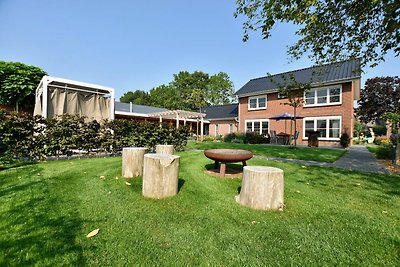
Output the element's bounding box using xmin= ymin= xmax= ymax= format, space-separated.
xmin=235 ymin=0 xmax=399 ymax=67
xmin=357 ymin=76 xmax=400 ymax=123
xmin=119 ymin=70 xmax=235 ymax=111
xmin=120 ymin=90 xmax=151 ymax=105
xmin=149 ymin=85 xmax=181 ymax=110
xmin=170 ymin=71 xmax=209 ymax=111
xmin=0 ymin=61 xmax=47 ymax=111
xmin=207 ymin=72 xmax=235 ymax=105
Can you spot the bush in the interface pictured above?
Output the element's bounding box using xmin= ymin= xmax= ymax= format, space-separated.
xmin=373 ymin=125 xmax=387 ymax=136
xmin=374 ymin=136 xmax=391 ymax=145
xmin=375 ymin=144 xmax=395 ymax=160
xmin=202 ymin=135 xmax=215 ymax=142
xmin=223 ymin=133 xmax=237 ymax=143
xmin=340 ymin=132 xmax=351 ymax=148
xmin=244 ymin=132 xmax=269 ymax=144
xmin=0 ymin=109 xmax=191 ymax=161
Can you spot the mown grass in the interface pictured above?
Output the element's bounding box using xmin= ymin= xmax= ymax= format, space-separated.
xmin=0 ymin=152 xmax=399 ymax=266
xmin=186 ymin=141 xmax=346 ymax=162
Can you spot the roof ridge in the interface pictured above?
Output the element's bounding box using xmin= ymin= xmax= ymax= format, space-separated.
xmin=248 ymin=58 xmax=359 ymax=82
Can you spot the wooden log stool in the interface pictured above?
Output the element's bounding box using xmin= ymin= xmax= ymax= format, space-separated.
xmin=236 ymin=166 xmax=284 ymax=210
xmin=156 ymin=144 xmax=174 ymax=155
xmin=142 ymin=154 xmax=180 ymax=199
xmin=122 ymin=147 xmax=148 ymax=178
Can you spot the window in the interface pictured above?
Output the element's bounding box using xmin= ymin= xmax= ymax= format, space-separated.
xmin=215 ymin=124 xmax=219 ymax=136
xmin=229 ymin=123 xmax=233 ymax=133
xmin=303 ymin=116 xmax=341 ymax=140
xmin=245 ymin=119 xmax=269 ymax=135
xmin=304 ymin=86 xmax=342 ymax=107
xmin=248 ymin=95 xmax=267 ymax=110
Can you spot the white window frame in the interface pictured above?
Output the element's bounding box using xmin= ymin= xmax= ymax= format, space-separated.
xmin=215 ymin=124 xmax=219 ymax=136
xmin=248 ymin=95 xmax=267 ymax=110
xmin=304 ymin=85 xmax=342 ymax=107
xmin=245 ymin=119 xmax=269 ymax=135
xmin=303 ymin=116 xmax=342 ymax=140
xmin=229 ymin=123 xmax=233 ymax=133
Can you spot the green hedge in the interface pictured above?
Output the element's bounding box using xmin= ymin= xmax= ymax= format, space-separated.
xmin=0 ymin=110 xmax=190 ymax=162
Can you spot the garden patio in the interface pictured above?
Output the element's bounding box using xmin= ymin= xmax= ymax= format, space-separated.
xmin=1 ymin=144 xmax=399 ymax=266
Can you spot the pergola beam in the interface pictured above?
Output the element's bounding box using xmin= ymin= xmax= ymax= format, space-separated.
xmin=148 ymin=109 xmax=206 ymax=141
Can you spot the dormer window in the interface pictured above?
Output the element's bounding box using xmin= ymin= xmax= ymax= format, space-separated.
xmin=248 ymin=95 xmax=267 ymax=110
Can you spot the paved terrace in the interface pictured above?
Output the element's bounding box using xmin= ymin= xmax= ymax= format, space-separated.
xmin=254 ymin=145 xmax=390 ymax=174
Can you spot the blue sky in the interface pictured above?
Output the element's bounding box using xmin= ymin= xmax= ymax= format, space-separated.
xmin=0 ymin=0 xmax=398 ymax=100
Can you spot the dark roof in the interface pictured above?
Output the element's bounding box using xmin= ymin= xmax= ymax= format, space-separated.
xmin=115 ymin=102 xmax=168 ymax=114
xmin=235 ymin=59 xmax=361 ymax=96
xmin=201 ymin=104 xmax=238 ymax=120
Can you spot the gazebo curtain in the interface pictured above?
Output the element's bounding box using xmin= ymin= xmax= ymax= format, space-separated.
xmin=35 ymin=87 xmax=111 ymax=121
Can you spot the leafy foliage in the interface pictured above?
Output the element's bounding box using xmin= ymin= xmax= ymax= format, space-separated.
xmin=0 ymin=110 xmax=190 ymax=162
xmin=373 ymin=125 xmax=387 ymax=136
xmin=119 ymin=71 xmax=234 ymax=111
xmin=382 ymin=112 xmax=400 ymax=134
xmin=0 ymin=61 xmax=47 ymax=110
xmin=235 ymin=0 xmax=399 ymax=67
xmin=223 ymin=132 xmax=269 ymax=144
xmin=120 ymin=90 xmax=151 ymax=105
xmin=357 ymin=77 xmax=400 ymax=123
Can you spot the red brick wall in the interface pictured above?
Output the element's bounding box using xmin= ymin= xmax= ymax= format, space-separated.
xmin=238 ymin=81 xmax=356 ymax=146
xmin=209 ymin=120 xmax=238 ymax=137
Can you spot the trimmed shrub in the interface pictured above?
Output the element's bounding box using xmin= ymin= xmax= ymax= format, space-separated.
xmin=375 ymin=144 xmax=395 ymax=159
xmin=0 ymin=109 xmax=190 ymax=161
xmin=244 ymin=132 xmax=269 ymax=144
xmin=373 ymin=125 xmax=387 ymax=136
xmin=223 ymin=133 xmax=237 ymax=143
xmin=340 ymin=132 xmax=351 ymax=148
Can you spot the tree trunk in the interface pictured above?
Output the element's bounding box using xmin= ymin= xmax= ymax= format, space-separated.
xmin=122 ymin=147 xmax=148 ymax=178
xmin=156 ymin=144 xmax=174 ymax=155
xmin=236 ymin=166 xmax=284 ymax=210
xmin=142 ymin=154 xmax=180 ymax=199
xmin=396 ymin=144 xmax=400 ymax=166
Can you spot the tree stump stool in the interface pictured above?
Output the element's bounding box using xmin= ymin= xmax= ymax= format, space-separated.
xmin=122 ymin=147 xmax=148 ymax=178
xmin=142 ymin=154 xmax=180 ymax=199
xmin=236 ymin=166 xmax=284 ymax=210
xmin=156 ymin=144 xmax=174 ymax=155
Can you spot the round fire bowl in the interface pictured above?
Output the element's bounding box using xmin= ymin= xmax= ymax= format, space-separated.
xmin=204 ymin=149 xmax=253 ymax=163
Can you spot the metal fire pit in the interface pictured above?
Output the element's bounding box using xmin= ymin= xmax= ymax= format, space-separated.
xmin=204 ymin=149 xmax=253 ymax=177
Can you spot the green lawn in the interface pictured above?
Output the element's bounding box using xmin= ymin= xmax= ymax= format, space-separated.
xmin=187 ymin=141 xmax=346 ymax=162
xmin=1 ymin=152 xmax=399 ymax=266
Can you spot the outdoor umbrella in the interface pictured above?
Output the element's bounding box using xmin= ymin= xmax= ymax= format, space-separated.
xmin=270 ymin=112 xmax=304 ymax=134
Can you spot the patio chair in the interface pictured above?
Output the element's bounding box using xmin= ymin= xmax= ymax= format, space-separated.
xmin=270 ymin=130 xmax=278 ymax=144
xmin=290 ymin=130 xmax=299 ymax=145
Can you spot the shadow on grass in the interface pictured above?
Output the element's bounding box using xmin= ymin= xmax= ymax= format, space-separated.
xmin=0 ymin=166 xmax=86 ymax=266
xmin=297 ymin=164 xmax=400 ymax=196
xmin=204 ymin=163 xmax=244 ymax=172
xmin=0 ymin=160 xmax=38 ymax=171
xmin=178 ymin=178 xmax=185 ymax=192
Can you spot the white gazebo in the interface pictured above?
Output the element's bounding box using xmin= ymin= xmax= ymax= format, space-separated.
xmin=148 ymin=110 xmax=206 ymax=141
xmin=34 ymin=76 xmax=115 ymax=121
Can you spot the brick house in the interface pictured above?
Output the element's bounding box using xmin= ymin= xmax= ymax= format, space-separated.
xmin=201 ymin=104 xmax=238 ymax=136
xmin=234 ymin=59 xmax=361 ymax=146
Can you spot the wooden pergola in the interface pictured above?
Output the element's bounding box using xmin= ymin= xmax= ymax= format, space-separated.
xmin=148 ymin=110 xmax=206 ymax=141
